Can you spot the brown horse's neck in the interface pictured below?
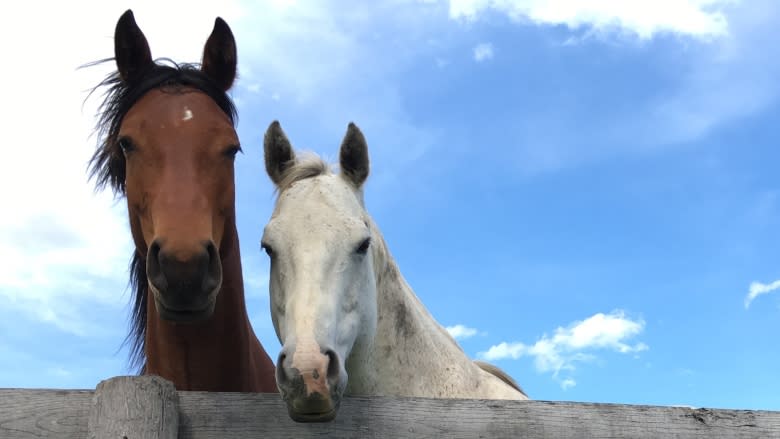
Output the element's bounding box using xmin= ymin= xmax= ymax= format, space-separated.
xmin=144 ymin=220 xmax=278 ymax=392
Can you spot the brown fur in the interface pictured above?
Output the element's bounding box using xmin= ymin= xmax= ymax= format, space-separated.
xmin=143 ymin=219 xmax=276 ymax=391
xmin=88 ymin=10 xmax=277 ymax=392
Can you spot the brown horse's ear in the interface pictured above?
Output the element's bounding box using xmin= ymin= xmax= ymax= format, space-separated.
xmin=114 ymin=9 xmax=153 ymax=84
xmin=264 ymin=121 xmax=296 ymax=186
xmin=339 ymin=122 xmax=369 ymax=188
xmin=201 ymin=17 xmax=237 ymax=92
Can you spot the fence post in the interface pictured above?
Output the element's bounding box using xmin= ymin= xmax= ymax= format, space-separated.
xmin=88 ymin=376 xmax=178 ymax=439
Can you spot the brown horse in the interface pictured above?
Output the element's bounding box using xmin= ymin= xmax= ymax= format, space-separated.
xmin=87 ymin=10 xmax=276 ymax=392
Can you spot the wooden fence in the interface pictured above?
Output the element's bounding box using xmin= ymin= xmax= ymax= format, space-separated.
xmin=1 ymin=376 xmax=778 ymax=438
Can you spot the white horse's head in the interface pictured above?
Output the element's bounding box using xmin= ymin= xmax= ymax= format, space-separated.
xmin=261 ymin=121 xmax=378 ymax=422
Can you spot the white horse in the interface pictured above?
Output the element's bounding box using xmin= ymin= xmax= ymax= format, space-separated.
xmin=261 ymin=121 xmax=528 ymax=422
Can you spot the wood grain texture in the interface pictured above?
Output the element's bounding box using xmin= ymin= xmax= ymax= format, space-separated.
xmin=1 ymin=379 xmax=779 ymax=439
xmin=0 ymin=388 xmax=91 ymax=438
xmin=88 ymin=376 xmax=178 ymax=439
xmin=176 ymin=393 xmax=780 ymax=439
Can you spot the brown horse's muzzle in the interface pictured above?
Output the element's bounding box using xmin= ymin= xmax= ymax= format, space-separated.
xmin=146 ymin=239 xmax=222 ymax=322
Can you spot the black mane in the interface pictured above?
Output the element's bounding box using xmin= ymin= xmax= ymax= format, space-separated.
xmin=86 ymin=58 xmax=238 ymax=373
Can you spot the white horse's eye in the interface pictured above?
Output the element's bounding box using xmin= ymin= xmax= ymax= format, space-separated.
xmin=356 ymin=237 xmax=371 ymax=255
xmin=261 ymin=242 xmax=274 ymax=257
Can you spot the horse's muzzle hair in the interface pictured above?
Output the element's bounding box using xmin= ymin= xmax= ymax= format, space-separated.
xmin=146 ymin=239 xmax=221 ymax=322
xmin=275 ymin=342 xmax=343 ymax=422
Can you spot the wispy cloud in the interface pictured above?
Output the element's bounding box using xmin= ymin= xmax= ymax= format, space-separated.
xmin=227 ymin=1 xmax=445 ymax=187
xmin=483 ymin=1 xmax=780 ymax=175
xmin=479 ymin=310 xmax=647 ymax=388
xmin=473 ymin=42 xmax=494 ymax=61
xmin=447 ymin=0 xmax=734 ymax=40
xmin=677 ymin=368 xmax=695 ymax=376
xmin=745 ymin=279 xmax=780 ymax=309
xmin=637 ymin=2 xmax=780 ymax=147
xmin=446 ymin=324 xmax=480 ymax=340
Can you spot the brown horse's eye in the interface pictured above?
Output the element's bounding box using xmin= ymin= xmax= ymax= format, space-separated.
xmin=117 ymin=136 xmax=135 ymax=153
xmin=223 ymin=144 xmax=242 ymax=159
xmin=356 ymin=237 xmax=371 ymax=255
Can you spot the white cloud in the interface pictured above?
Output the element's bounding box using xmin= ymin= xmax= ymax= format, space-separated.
xmin=561 ymin=378 xmax=576 ymax=390
xmin=473 ymin=42 xmax=494 ymax=61
xmin=480 ymin=1 xmax=780 ymax=175
xmin=229 ymin=2 xmax=369 ymax=105
xmin=196 ymin=1 xmax=443 ymax=189
xmin=447 ymin=0 xmax=735 ymax=40
xmin=446 ymin=324 xmax=480 ymax=339
xmin=745 ymin=279 xmax=780 ymax=308
xmin=637 ymin=3 xmax=779 ymax=147
xmin=479 ymin=310 xmax=647 ymax=386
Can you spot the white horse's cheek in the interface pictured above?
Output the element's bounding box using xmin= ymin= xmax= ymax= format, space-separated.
xmin=268 ymin=285 xmax=285 ymax=341
xmin=270 ymin=306 xmax=285 ymax=344
xmin=335 ymin=312 xmax=361 ymax=356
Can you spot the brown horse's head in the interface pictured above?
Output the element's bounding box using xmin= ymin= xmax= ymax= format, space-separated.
xmin=91 ymin=10 xmax=240 ymax=324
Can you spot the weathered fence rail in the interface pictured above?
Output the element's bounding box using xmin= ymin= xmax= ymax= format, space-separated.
xmin=1 ymin=376 xmax=778 ymax=438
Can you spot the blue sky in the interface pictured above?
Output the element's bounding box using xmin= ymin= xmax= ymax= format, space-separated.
xmin=0 ymin=0 xmax=778 ymax=411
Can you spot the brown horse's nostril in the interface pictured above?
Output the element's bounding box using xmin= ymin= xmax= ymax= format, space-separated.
xmin=146 ymin=240 xmax=166 ymax=291
xmin=202 ymin=241 xmax=220 ymax=293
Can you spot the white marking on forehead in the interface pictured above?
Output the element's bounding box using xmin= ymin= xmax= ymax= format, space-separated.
xmin=182 ymin=106 xmax=194 ymax=121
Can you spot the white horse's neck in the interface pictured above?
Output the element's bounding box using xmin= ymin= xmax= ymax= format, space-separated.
xmin=344 ymin=225 xmax=526 ymax=399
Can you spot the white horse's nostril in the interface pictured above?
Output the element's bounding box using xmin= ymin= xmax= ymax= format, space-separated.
xmin=324 ymin=349 xmax=340 ymax=381
xmin=276 ymin=350 xmax=291 ymax=384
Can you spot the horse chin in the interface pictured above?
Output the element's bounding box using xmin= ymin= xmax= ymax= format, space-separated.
xmin=285 ymin=397 xmax=341 ymax=423
xmin=154 ymin=298 xmax=216 ymax=323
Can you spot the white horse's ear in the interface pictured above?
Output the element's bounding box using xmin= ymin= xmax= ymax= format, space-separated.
xmin=264 ymin=121 xmax=296 ymax=186
xmin=114 ymin=10 xmax=153 ymax=84
xmin=339 ymin=122 xmax=369 ymax=187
